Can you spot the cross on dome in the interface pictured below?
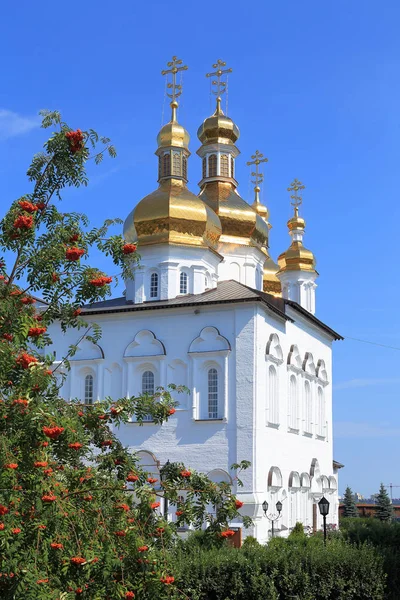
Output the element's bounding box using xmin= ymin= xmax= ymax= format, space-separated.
xmin=161 ymin=56 xmax=188 ymax=121
xmin=206 ymin=60 xmax=232 ymax=114
xmin=247 ymin=150 xmax=269 ymax=221
xmin=287 ymin=178 xmax=305 ymax=216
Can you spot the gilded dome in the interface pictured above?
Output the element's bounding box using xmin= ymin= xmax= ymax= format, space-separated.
xmin=198 ymin=181 xmax=269 ymax=247
xmin=124 ymin=178 xmax=221 ymax=249
xmin=197 ymin=99 xmax=239 ymax=146
xmin=277 ymin=214 xmax=317 ymax=273
xmin=157 ymin=102 xmax=190 ymax=150
xmin=263 ymin=255 xmax=282 ymax=296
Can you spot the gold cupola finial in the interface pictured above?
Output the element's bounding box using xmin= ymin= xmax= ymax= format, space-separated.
xmin=247 ymin=150 xmax=269 ymax=222
xmin=206 ymin=59 xmax=232 ymax=115
xmin=278 ymin=178 xmax=317 ymax=274
xmin=161 ymin=55 xmax=188 ymax=122
xmin=158 ymin=56 xmax=189 ymax=153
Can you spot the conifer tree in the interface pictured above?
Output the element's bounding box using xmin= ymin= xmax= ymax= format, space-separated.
xmin=0 ymin=112 xmax=250 ymax=600
xmin=342 ymin=486 xmax=359 ymax=517
xmin=375 ymin=483 xmax=393 ymax=522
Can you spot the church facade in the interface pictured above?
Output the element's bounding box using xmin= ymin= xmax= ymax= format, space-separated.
xmin=49 ymin=58 xmax=342 ymax=542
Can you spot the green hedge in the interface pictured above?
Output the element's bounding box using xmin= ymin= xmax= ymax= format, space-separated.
xmin=340 ymin=518 xmax=400 ymax=600
xmin=172 ymin=535 xmax=385 ymax=600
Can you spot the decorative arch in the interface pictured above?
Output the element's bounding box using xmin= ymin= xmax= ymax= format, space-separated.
xmin=189 ymin=327 xmax=230 ymax=353
xmin=300 ymin=472 xmax=311 ymax=489
xmin=328 ymin=476 xmax=337 ymax=491
xmin=316 ymin=359 xmax=328 ymax=383
xmin=267 ymin=466 xmax=283 ymax=489
xmin=266 ymin=333 xmax=283 ymax=363
xmin=302 ymin=352 xmax=316 ymax=376
xmin=288 ymin=471 xmax=301 ymax=489
xmin=71 ymin=338 xmax=104 ymax=361
xmin=206 ymin=469 xmax=232 ymax=485
xmin=321 ymin=475 xmax=330 ymax=492
xmin=310 ymin=458 xmax=321 ymax=479
xmin=124 ymin=330 xmax=165 ymax=358
xmin=287 ymin=344 xmax=302 ymax=369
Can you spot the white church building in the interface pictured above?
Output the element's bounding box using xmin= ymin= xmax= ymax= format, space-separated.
xmin=50 ymin=59 xmax=343 ymax=543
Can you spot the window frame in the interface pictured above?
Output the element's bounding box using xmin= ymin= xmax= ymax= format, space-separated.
xmin=179 ymin=271 xmax=188 ymax=295
xmin=149 ymin=271 xmax=159 ymax=299
xmin=208 ymin=154 xmax=217 ymax=177
xmin=142 ymin=370 xmax=155 ymax=422
xmin=84 ymin=373 xmax=94 ymax=405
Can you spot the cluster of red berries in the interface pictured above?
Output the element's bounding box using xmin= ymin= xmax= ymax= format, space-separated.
xmin=65 ymin=129 xmax=84 ymax=154
xmin=122 ymin=243 xmax=137 ymax=255
xmin=89 ymin=275 xmax=113 ymax=287
xmin=16 ymin=353 xmax=38 ymax=369
xmin=220 ymin=529 xmax=235 ymax=538
xmin=42 ymin=425 xmax=65 ymax=439
xmin=65 ymin=247 xmax=85 ymax=261
xmin=18 ymin=200 xmax=38 ymax=213
xmin=13 ymin=214 xmax=33 ymax=230
xmin=28 ymin=326 xmax=47 ymax=337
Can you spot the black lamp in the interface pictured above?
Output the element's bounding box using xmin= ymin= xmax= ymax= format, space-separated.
xmin=262 ymin=500 xmax=268 ymax=515
xmin=318 ymin=496 xmax=330 ymax=545
xmin=276 ymin=500 xmax=282 ymax=514
xmin=262 ymin=499 xmax=282 ymax=538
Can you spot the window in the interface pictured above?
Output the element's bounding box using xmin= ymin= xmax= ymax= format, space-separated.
xmin=142 ymin=370 xmax=155 ymax=422
xmin=182 ymin=156 xmax=187 ymax=180
xmin=150 ymin=272 xmax=159 ymax=298
xmin=162 ymin=153 xmax=170 ymax=177
xmin=317 ymin=386 xmax=325 ymax=437
xmin=268 ymin=365 xmax=278 ymax=425
xmin=304 ymin=380 xmax=312 ymax=433
xmin=84 ymin=374 xmax=94 ymax=405
xmin=208 ymin=368 xmax=218 ymax=419
xmin=288 ymin=375 xmax=298 ymax=430
xmin=220 ymin=154 xmax=229 ymax=177
xmin=179 ymin=272 xmax=188 ymax=294
xmin=173 ymin=152 xmax=181 ymax=176
xmin=231 ymin=156 xmax=234 ymax=179
xmin=202 ymin=157 xmax=207 ymax=178
xmin=208 ymin=154 xmax=217 ymax=177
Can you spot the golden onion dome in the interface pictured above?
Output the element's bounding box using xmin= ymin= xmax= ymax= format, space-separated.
xmin=123 ymin=178 xmax=221 ymax=249
xmin=263 ymin=254 xmax=282 ymax=296
xmin=197 ymin=98 xmax=239 ymax=146
xmin=277 ymin=213 xmax=317 ymax=273
xmin=252 ymin=186 xmax=269 ymax=222
xmin=198 ymin=181 xmax=269 ymax=247
xmin=157 ymin=101 xmax=190 ymax=150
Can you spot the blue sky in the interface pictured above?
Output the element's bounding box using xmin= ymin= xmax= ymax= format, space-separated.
xmin=1 ymin=0 xmax=399 ymax=497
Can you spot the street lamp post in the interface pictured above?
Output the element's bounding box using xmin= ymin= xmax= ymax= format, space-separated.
xmin=318 ymin=496 xmax=330 ymax=546
xmin=262 ymin=500 xmax=283 ymax=538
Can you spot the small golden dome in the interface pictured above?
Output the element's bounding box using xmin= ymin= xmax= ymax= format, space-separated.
xmin=124 ymin=178 xmax=221 ymax=249
xmin=252 ymin=186 xmax=269 ymax=222
xmin=157 ymin=102 xmax=190 ymax=150
xmin=277 ymin=213 xmax=317 ymax=273
xmin=263 ymin=255 xmax=282 ymax=296
xmin=198 ymin=181 xmax=269 ymax=247
xmin=197 ymin=98 xmax=239 ymax=146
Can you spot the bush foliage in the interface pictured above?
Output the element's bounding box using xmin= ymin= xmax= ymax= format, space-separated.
xmin=172 ymin=534 xmax=386 ymax=600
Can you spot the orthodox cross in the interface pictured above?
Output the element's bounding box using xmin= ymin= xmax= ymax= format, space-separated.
xmin=247 ymin=150 xmax=269 ymax=187
xmin=287 ymin=179 xmax=305 ymax=215
xmin=161 ymin=56 xmax=188 ymax=103
xmin=206 ymin=59 xmax=232 ymax=98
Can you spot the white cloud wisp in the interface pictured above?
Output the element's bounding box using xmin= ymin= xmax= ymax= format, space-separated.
xmin=0 ymin=109 xmax=40 ymax=141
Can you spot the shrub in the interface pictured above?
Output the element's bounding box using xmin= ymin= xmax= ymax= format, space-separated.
xmin=173 ymin=535 xmax=385 ymax=600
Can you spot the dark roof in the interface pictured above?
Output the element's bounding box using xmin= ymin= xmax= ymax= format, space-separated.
xmin=285 ymin=300 xmax=343 ymax=341
xmin=82 ymin=280 xmax=290 ymax=322
xmin=82 ymin=280 xmax=342 ymax=340
xmin=333 ymin=460 xmax=345 ymax=469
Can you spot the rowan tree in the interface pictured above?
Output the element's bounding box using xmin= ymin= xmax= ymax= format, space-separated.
xmin=0 ymin=112 xmax=250 ymax=600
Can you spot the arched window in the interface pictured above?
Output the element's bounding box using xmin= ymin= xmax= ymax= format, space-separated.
xmin=220 ymin=154 xmax=229 ymax=177
xmin=268 ymin=365 xmax=278 ymax=425
xmin=317 ymin=386 xmax=325 ymax=437
xmin=162 ymin=153 xmax=170 ymax=177
xmin=182 ymin=156 xmax=187 ymax=180
xmin=202 ymin=157 xmax=207 ymax=178
xmin=142 ymin=370 xmax=155 ymax=422
xmin=179 ymin=272 xmax=188 ymax=295
xmin=231 ymin=156 xmax=234 ymax=179
xmin=288 ymin=375 xmax=298 ymax=430
xmin=173 ymin=152 xmax=181 ymax=176
xmin=150 ymin=272 xmax=159 ymax=299
xmin=304 ymin=380 xmax=312 ymax=434
xmin=208 ymin=154 xmax=217 ymax=177
xmin=208 ymin=368 xmax=218 ymax=419
xmin=84 ymin=374 xmax=94 ymax=405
